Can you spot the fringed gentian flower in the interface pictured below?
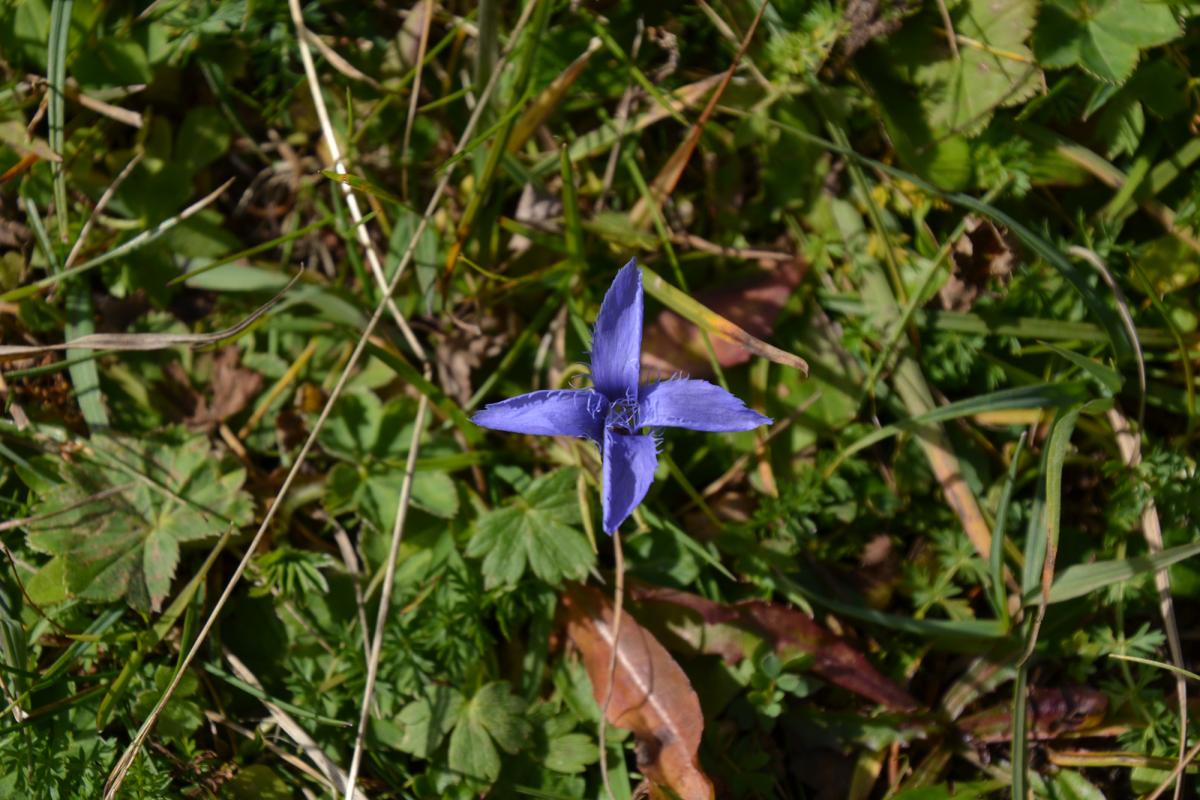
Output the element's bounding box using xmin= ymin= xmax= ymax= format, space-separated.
xmin=473 ymin=258 xmax=771 ymax=534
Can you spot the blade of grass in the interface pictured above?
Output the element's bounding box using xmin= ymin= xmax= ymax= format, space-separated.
xmin=818 ymin=295 xmax=1190 ymax=348
xmin=166 ymin=213 xmax=351 ymax=286
xmin=0 ymin=274 xmax=298 ymax=357
xmin=1108 ymin=654 xmax=1200 ymax=684
xmin=400 ymin=0 xmax=433 ymax=200
xmin=1034 ymin=125 xmax=1200 ymax=256
xmin=1019 ymin=400 xmax=1108 ymax=668
xmin=623 ymin=150 xmax=731 ymax=392
xmin=47 ymin=0 xmax=72 ymax=242
xmin=201 ymin=661 xmax=350 ymax=727
xmin=779 ymin=571 xmax=1006 ymax=642
xmin=292 ymin=0 xmax=427 ymax=364
xmin=1011 ymin=653 xmax=1031 ymax=800
xmin=509 ymin=37 xmax=602 ymax=153
xmin=1 ymin=178 xmax=236 ymax=303
xmin=64 ymin=151 xmax=143 ymax=270
xmin=1031 ymin=538 xmax=1200 ymax=605
xmin=988 ymin=431 xmax=1026 ymax=628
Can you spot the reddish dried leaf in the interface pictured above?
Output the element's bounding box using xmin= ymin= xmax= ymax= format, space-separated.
xmin=561 ymin=583 xmax=714 ymax=800
xmin=628 ymin=584 xmax=918 ymax=712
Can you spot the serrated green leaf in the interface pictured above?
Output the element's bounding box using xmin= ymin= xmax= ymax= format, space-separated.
xmin=543 ymin=732 xmax=598 ymax=773
xmin=25 ymin=556 xmax=68 ymax=606
xmin=24 ymin=431 xmax=252 ymax=611
xmin=132 ymin=668 xmax=203 ymax=747
xmin=472 ymin=682 xmax=530 ymax=754
xmin=142 ymin=530 xmax=180 ymax=606
xmin=448 ymin=682 xmax=530 ymax=783
xmin=1035 ymin=0 xmax=1182 ymax=84
xmin=909 ymin=0 xmax=1039 ymax=135
xmin=411 ymin=470 xmax=460 ymax=519
xmin=466 ymin=469 xmax=593 ymax=588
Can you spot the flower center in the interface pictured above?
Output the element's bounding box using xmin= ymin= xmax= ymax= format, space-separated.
xmin=605 ymin=399 xmax=638 ymax=434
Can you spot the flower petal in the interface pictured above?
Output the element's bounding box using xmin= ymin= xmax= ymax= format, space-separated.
xmin=601 ymin=429 xmax=658 ymax=534
xmin=590 ymin=258 xmax=643 ymax=402
xmin=638 ymin=379 xmax=771 ymax=432
xmin=472 ymin=389 xmax=607 ymax=441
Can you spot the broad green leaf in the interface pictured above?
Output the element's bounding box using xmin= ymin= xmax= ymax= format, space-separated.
xmin=448 ymin=713 xmax=499 ymax=783
xmin=320 ymin=392 xmax=384 ymax=460
xmin=466 ymin=469 xmax=594 ymax=589
xmin=1035 ymin=0 xmax=1182 ymax=84
xmin=393 ymin=685 xmax=464 ymax=758
xmin=448 ymin=682 xmax=530 ymax=783
xmin=543 ymin=732 xmax=598 ymax=774
xmin=23 ymin=431 xmax=252 ymax=611
xmin=73 ymin=37 xmax=150 ymax=90
xmin=472 ymin=682 xmax=531 ymax=754
xmin=320 ymin=393 xmax=461 ymax=527
xmin=176 ymin=107 xmax=232 ymax=174
xmin=909 ymin=0 xmax=1040 ymax=136
xmin=1093 ymin=91 xmax=1145 ymax=157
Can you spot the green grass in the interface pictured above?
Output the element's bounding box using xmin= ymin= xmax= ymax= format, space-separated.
xmin=0 ymin=1 xmax=1198 ymax=798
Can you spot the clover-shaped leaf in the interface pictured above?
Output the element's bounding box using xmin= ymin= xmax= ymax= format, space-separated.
xmin=448 ymin=682 xmax=531 ymax=783
xmin=466 ymin=468 xmax=594 ymax=589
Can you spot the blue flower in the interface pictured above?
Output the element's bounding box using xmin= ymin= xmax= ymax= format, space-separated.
xmin=472 ymin=258 xmax=772 ymax=534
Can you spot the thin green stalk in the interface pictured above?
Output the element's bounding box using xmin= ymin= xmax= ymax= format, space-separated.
xmin=48 ymin=0 xmax=73 ymax=242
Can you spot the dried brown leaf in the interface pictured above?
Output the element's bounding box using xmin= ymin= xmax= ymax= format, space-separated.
xmin=562 ymin=583 xmax=714 ymax=800
xmin=184 ymin=347 xmax=264 ymax=432
xmin=939 ymin=217 xmax=1014 ymax=312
